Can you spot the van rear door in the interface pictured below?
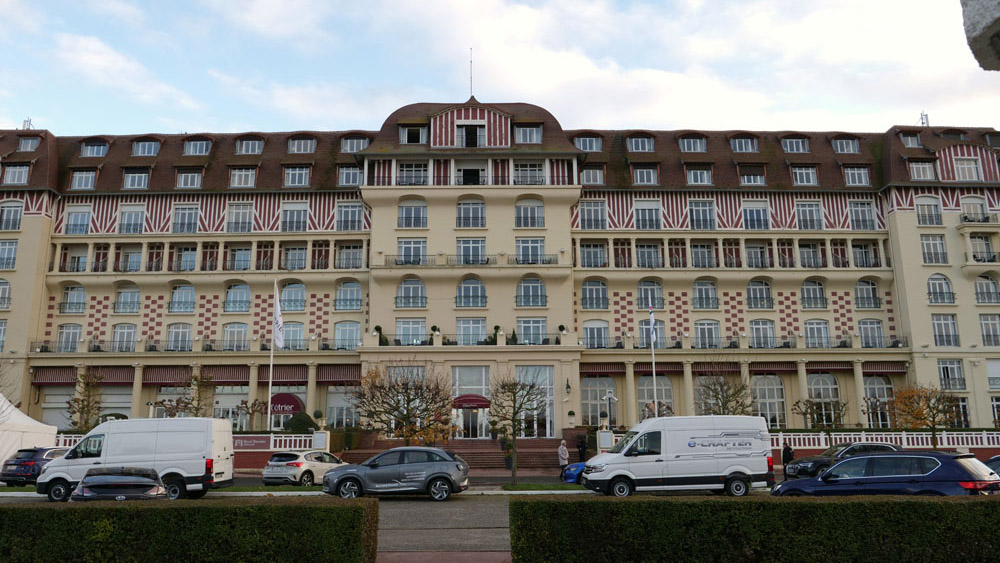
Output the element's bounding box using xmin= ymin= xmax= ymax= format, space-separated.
xmin=210 ymin=418 xmax=234 ymax=483
xmin=153 ymin=419 xmax=210 ymax=480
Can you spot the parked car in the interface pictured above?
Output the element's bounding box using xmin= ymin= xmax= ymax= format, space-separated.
xmin=263 ymin=451 xmax=346 ymax=486
xmin=69 ymin=467 xmax=167 ymax=502
xmin=985 ymin=455 xmax=1000 ymax=473
xmin=1 ymin=447 xmax=67 ymax=486
xmin=322 ymin=447 xmax=469 ymax=501
xmin=772 ymin=451 xmax=1000 ymax=496
xmin=561 ymin=462 xmax=586 ymax=484
xmin=784 ymin=442 xmax=902 ymax=479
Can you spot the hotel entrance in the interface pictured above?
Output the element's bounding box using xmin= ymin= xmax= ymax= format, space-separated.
xmin=452 ymin=366 xmax=490 ymax=439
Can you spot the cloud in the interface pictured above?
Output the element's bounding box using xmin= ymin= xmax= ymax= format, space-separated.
xmin=201 ymin=0 xmax=339 ymax=48
xmin=52 ymin=34 xmax=200 ymax=110
xmin=91 ymin=0 xmax=146 ymax=27
xmin=0 ymin=0 xmax=43 ymax=38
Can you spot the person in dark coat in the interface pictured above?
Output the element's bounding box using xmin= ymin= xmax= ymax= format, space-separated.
xmin=576 ymin=435 xmax=588 ymax=463
xmin=781 ymin=441 xmax=795 ymax=481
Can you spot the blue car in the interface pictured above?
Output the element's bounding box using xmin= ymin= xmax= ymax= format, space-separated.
xmin=561 ymin=462 xmax=585 ymax=484
xmin=772 ymin=451 xmax=999 ymax=497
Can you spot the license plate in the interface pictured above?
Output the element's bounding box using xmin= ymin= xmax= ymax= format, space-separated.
xmin=115 ymin=495 xmax=126 ymax=501
xmin=786 ymin=467 xmax=798 ymax=475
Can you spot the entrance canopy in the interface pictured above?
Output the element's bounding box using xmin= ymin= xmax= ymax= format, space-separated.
xmin=453 ymin=394 xmax=490 ymax=409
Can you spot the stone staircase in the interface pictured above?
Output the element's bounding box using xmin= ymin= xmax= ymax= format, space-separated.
xmin=339 ymin=437 xmax=585 ymax=469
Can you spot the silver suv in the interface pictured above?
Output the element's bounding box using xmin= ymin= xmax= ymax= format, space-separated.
xmin=322 ymin=447 xmax=469 ymax=501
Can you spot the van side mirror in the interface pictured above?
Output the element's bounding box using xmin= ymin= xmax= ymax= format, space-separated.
xmin=65 ymin=450 xmax=78 ymax=460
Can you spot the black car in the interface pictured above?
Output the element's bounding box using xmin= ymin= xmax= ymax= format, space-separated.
xmin=784 ymin=442 xmax=901 ymax=479
xmin=986 ymin=455 xmax=1000 ymax=474
xmin=772 ymin=451 xmax=1000 ymax=496
xmin=1 ymin=447 xmax=68 ymax=486
xmin=69 ymin=467 xmax=167 ymax=502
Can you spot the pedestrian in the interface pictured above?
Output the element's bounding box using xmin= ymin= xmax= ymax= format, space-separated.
xmin=781 ymin=441 xmax=795 ymax=481
xmin=558 ymin=439 xmax=569 ymax=474
xmin=576 ymin=435 xmax=588 ymax=464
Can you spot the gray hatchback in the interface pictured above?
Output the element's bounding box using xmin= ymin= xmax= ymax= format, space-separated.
xmin=322 ymin=447 xmax=469 ymax=501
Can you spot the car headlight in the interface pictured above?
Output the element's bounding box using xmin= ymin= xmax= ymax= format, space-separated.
xmin=797 ymin=461 xmax=815 ymax=468
xmin=588 ymin=463 xmax=608 ymax=473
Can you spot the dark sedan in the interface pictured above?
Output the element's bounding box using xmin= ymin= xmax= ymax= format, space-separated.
xmin=784 ymin=442 xmax=902 ymax=479
xmin=772 ymin=452 xmax=999 ymax=497
xmin=322 ymin=447 xmax=469 ymax=501
xmin=986 ymin=455 xmax=1000 ymax=473
xmin=1 ymin=447 xmax=67 ymax=486
xmin=69 ymin=467 xmax=167 ymax=502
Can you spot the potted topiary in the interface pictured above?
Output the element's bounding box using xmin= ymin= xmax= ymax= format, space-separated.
xmin=502 ymin=441 xmax=513 ymax=470
xmin=313 ymin=409 xmax=326 ymax=428
xmin=489 ymin=418 xmax=499 ymax=442
xmin=599 ymin=410 xmax=609 ymax=429
xmin=567 ymin=410 xmax=576 ymax=427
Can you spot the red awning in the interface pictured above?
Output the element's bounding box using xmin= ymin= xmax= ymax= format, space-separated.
xmin=579 ymin=362 xmax=626 ymax=375
xmin=89 ymin=366 xmax=135 ymax=385
xmin=32 ymin=366 xmax=77 ymax=386
xmin=453 ymin=394 xmax=490 ymax=409
xmin=202 ymin=365 xmax=250 ymax=384
xmin=750 ymin=362 xmax=797 ymax=373
xmin=259 ymin=365 xmax=308 ymax=383
xmin=863 ymin=361 xmax=908 ymax=374
xmin=806 ymin=362 xmax=853 ymax=372
xmin=317 ymin=364 xmax=361 ymax=384
xmin=693 ymin=362 xmax=739 ymax=373
xmin=142 ymin=366 xmax=192 ymax=385
xmin=634 ymin=362 xmax=683 ymax=375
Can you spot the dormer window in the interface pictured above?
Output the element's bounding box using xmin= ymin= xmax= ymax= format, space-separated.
xmin=574 ymin=137 xmax=602 ymax=152
xmin=627 ymin=137 xmax=654 ymax=152
xmin=986 ymin=134 xmax=1000 ymax=149
xmin=132 ymin=140 xmax=160 ymax=157
xmin=81 ymin=142 xmax=108 ymax=158
xmin=17 ymin=137 xmax=40 ymax=152
xmin=458 ymin=125 xmax=486 ymax=148
xmin=900 ymin=132 xmax=921 ymax=148
xmin=183 ymin=140 xmax=211 ymax=155
xmin=781 ymin=137 xmax=809 ymax=153
xmin=123 ymin=169 xmax=149 ymax=190
xmin=832 ymin=138 xmax=859 ymax=154
xmin=399 ymin=126 xmax=428 ymax=145
xmin=730 ymin=137 xmax=758 ymax=153
xmin=679 ymin=137 xmax=706 ymax=152
xmin=844 ymin=166 xmax=871 ymax=187
xmin=941 ymin=130 xmax=968 ymax=140
xmin=288 ymin=138 xmax=316 ymax=154
xmin=514 ymin=125 xmax=542 ymax=144
xmin=341 ymin=137 xmax=369 ymax=153
xmin=236 ymin=138 xmax=264 ymax=155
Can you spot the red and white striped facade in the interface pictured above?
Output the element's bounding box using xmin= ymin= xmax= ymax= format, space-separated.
xmin=430 ymin=105 xmax=511 ymax=148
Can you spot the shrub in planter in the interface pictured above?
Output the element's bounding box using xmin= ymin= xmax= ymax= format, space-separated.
xmin=284 ymin=412 xmax=319 ymax=433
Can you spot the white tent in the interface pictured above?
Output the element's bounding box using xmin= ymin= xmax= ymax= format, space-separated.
xmin=0 ymin=393 xmax=57 ymax=464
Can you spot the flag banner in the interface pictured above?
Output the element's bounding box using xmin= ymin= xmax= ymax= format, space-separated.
xmin=273 ymin=280 xmax=285 ymax=350
xmin=648 ymin=308 xmax=656 ymax=344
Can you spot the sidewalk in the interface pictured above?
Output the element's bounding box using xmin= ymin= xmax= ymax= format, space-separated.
xmin=377 ymin=553 xmax=511 ymax=563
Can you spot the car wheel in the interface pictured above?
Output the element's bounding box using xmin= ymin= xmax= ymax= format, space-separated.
xmin=186 ymin=490 xmax=207 ymax=500
xmin=164 ymin=478 xmax=187 ymax=500
xmin=298 ymin=471 xmax=314 ymax=487
xmin=47 ymin=479 xmax=71 ymax=502
xmin=610 ymin=477 xmax=633 ymax=497
xmin=428 ymin=478 xmax=452 ymax=501
xmin=338 ymin=479 xmax=362 ymax=498
xmin=725 ymin=476 xmax=750 ymax=497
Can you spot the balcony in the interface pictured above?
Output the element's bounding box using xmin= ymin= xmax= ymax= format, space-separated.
xmin=515 ymin=295 xmax=547 ymax=307
xmin=509 ymin=254 xmax=558 ymax=265
xmin=805 ymin=337 xmax=831 ymax=349
xmin=335 ymin=257 xmax=364 ymax=269
xmin=692 ymin=297 xmax=719 ymax=310
xmin=146 ymin=340 xmax=193 ymax=352
xmin=855 ymin=296 xmax=882 ymax=309
xmin=747 ymin=297 xmax=774 ymax=309
xmin=113 ymin=301 xmax=140 ymax=314
xmin=455 ymin=296 xmax=487 ymax=308
xmin=224 ymin=258 xmax=252 ymax=271
xmin=172 ymin=221 xmax=198 ymax=234
xmin=279 ymin=258 xmax=307 ymax=270
xmin=972 ymin=252 xmax=1000 ymax=263
xmin=917 ymin=213 xmax=943 ymax=226
xmin=446 ymin=254 xmax=497 ymax=266
xmin=800 ymin=255 xmax=826 ymax=268
xmin=691 ymin=219 xmax=716 ymax=231
xmin=201 ymin=339 xmax=250 ymax=352
xmin=168 ymin=259 xmax=197 ymax=273
xmin=397 ymin=173 xmax=429 ymax=186
xmin=693 ymin=336 xmax=738 ymax=349
xmin=851 ymin=219 xmax=877 ymax=231
xmin=636 ymin=219 xmax=661 ymax=231
xmin=386 ymin=255 xmax=429 ymax=266
xmin=853 ymin=256 xmax=881 ymax=268
xmin=692 ymin=256 xmax=717 ymax=268
xmin=281 ymin=221 xmax=307 ymax=233
xmin=381 ymin=334 xmax=432 ymax=346
xmin=87 ymin=340 xmax=135 ymax=353
xmin=583 ymin=336 xmax=615 ymax=349
xmin=933 ymin=334 xmax=960 ymax=347
xmin=801 ymin=297 xmax=828 ymax=309
xmin=119 ymin=222 xmax=143 ymax=234
xmin=939 ymin=377 xmax=966 ymax=391
xmin=456 ymin=217 xmax=486 ymax=228
xmin=227 ymin=221 xmax=252 ymax=233
xmin=637 ymin=296 xmax=664 ymax=309
xmin=581 ymin=297 xmax=609 ymax=310
xmin=746 ymin=256 xmax=771 ymax=269
xmin=977 ymin=291 xmax=1000 ymax=304
xmin=515 ymin=216 xmax=544 ymax=228
xmin=922 ymin=252 xmax=949 ymax=265
xmin=744 ymin=220 xmax=769 ymax=231
xmin=441 ymin=334 xmax=492 ymax=346
xmin=279 ymin=339 xmax=308 ymax=352
xmin=961 ymin=213 xmax=998 ymax=224
xmin=397 ymin=217 xmax=427 ymax=228
xmin=337 ymin=220 xmax=363 ymax=231
xmin=928 ymin=292 xmax=956 ymax=304
xmin=797 ymin=219 xmax=823 ymax=230
xmin=280 ymin=299 xmax=306 ymax=312
xmin=334 ymin=298 xmax=362 ymax=310
xmin=60 ymin=260 xmax=87 ymax=273
xmin=749 ymin=336 xmax=795 ymax=349
xmin=864 ymin=337 xmax=908 ymax=348
xmin=0 ymin=297 xmax=8 ymax=310
xmin=983 ymin=334 xmax=1000 ymax=347
xmin=223 ymin=300 xmax=250 ymax=313
xmin=637 ymin=337 xmax=681 ymax=350
xmin=32 ymin=340 xmax=82 ymax=353
xmin=59 ymin=301 xmax=86 ymax=314
xmin=66 ymin=224 xmax=89 ymax=235
xmin=395 ymin=296 xmax=427 ymax=308
xmin=580 ymin=219 xmax=607 ymax=230
xmin=636 ymin=256 xmax=663 ymax=268
xmin=168 ymin=300 xmax=195 ymax=313
xmin=508 ymin=333 xmax=559 ymax=345
xmin=113 ymin=260 xmax=141 ymax=273
xmin=320 ymin=338 xmax=359 ymax=351
xmin=312 ymin=258 xmax=329 ymax=269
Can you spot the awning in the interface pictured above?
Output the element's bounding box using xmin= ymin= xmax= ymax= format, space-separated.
xmin=634 ymin=362 xmax=683 ymax=375
xmin=863 ymin=361 xmax=908 ymax=374
xmin=143 ymin=366 xmax=192 ymax=385
xmin=693 ymin=362 xmax=739 ymax=374
xmin=453 ymin=394 xmax=490 ymax=409
xmin=89 ymin=366 xmax=135 ymax=385
xmin=317 ymin=364 xmax=361 ymax=385
xmin=32 ymin=366 xmax=77 ymax=386
xmin=259 ymin=365 xmax=308 ymax=383
xmin=579 ymin=362 xmax=626 ymax=375
xmin=807 ymin=362 xmax=853 ymax=372
xmin=750 ymin=362 xmax=797 ymax=373
xmin=202 ymin=365 xmax=250 ymax=384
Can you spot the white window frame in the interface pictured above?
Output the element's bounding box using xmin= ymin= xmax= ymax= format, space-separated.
xmin=633 ymin=166 xmax=657 ymax=185
xmin=909 ymin=161 xmax=936 ymax=181
xmin=17 ymin=137 xmax=40 ymax=152
xmin=832 ymin=138 xmax=859 ymax=154
xmin=229 ymin=167 xmax=256 ymax=188
xmin=580 ymin=168 xmax=604 ymax=185
xmin=574 ymin=137 xmax=602 ymax=152
xmin=341 ymin=138 xmax=369 ymax=153
xmin=131 ymin=141 xmax=160 ymax=157
xmin=283 ymin=166 xmax=311 ymax=188
xmin=183 ymin=140 xmax=211 ymax=155
xmin=679 ymin=137 xmax=706 ymax=152
xmin=236 ymin=139 xmax=263 ymax=155
xmin=791 ymin=166 xmax=818 ymax=186
xmin=287 ymin=138 xmax=316 ymax=154
xmin=955 ymin=158 xmax=982 ymax=182
xmin=844 ymin=166 xmax=870 ymax=187
xmin=71 ymin=170 xmax=96 ymax=190
xmin=122 ymin=169 xmax=149 ymax=190
xmin=781 ymin=138 xmax=809 ymax=153
xmin=730 ymin=137 xmax=758 ymax=153
xmin=339 ymin=165 xmax=361 ymax=186
xmin=627 ymin=137 xmax=654 ymax=152
xmin=515 ymin=125 xmax=542 ymax=144
xmin=176 ymin=170 xmax=202 ymax=189
xmin=2 ymin=165 xmax=29 ymax=185
xmin=686 ymin=167 xmax=712 ymax=186
xmin=81 ymin=142 xmax=108 ymax=157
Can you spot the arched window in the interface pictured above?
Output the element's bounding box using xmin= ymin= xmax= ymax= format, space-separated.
xmin=222 ymin=322 xmax=249 ymax=351
xmin=515 ymin=198 xmax=544 ymax=228
xmin=456 ymin=278 xmax=486 ymax=308
xmin=864 ymin=376 xmax=894 ymax=428
xmin=751 ymin=375 xmax=786 ymax=429
xmin=581 ymin=280 xmax=608 ymax=310
xmin=581 ymin=376 xmax=618 ymax=426
xmin=61 ymin=285 xmax=86 ymax=314
xmin=976 ymin=275 xmax=1000 ymax=303
xmin=801 ymin=280 xmax=826 ymax=309
xmin=582 ymin=320 xmax=610 ymax=349
xmin=962 ymin=196 xmax=987 ymax=222
xmin=638 ymin=280 xmax=663 ymax=309
xmin=855 ymin=280 xmax=880 ymax=309
xmin=516 ymin=277 xmax=546 ymax=307
xmin=927 ymin=274 xmax=954 ymax=304
xmin=335 ymin=281 xmax=362 ymax=310
xmin=111 ymin=323 xmax=136 ymax=353
xmin=859 ymin=319 xmax=884 ymax=348
xmin=637 ymin=376 xmax=673 ymax=420
xmin=0 ymin=279 xmax=10 ymax=310
xmin=747 ymin=280 xmax=772 ymax=309
xmin=397 ymin=199 xmax=427 ymax=228
xmin=333 ymin=321 xmax=361 ymax=350
xmin=693 ymin=280 xmax=717 ymax=309
xmin=170 ymin=284 xmax=195 ymax=313
xmin=915 ymin=195 xmax=942 ymax=225
xmin=807 ymin=373 xmax=842 ymax=426
xmin=282 ymin=322 xmax=305 ymax=350
xmin=225 ymin=283 xmax=250 ymax=312
xmin=396 ymin=278 xmax=426 ymax=308
xmin=456 ymin=199 xmax=485 ymax=228
xmin=166 ymin=323 xmax=192 ymax=351
xmin=115 ymin=284 xmax=141 ymax=314
xmin=56 ymin=323 xmax=82 ymax=352
xmin=281 ymin=282 xmax=306 ymax=311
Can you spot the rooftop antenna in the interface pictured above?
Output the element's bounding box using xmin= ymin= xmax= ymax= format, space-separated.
xmin=920 ymin=111 xmax=930 ymax=127
xmin=469 ymin=47 xmax=474 ymax=97
xmin=21 ymin=117 xmax=33 ymax=130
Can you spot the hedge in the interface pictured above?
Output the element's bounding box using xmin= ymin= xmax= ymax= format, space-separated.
xmin=510 ymin=495 xmax=1000 ymax=562
xmin=0 ymin=497 xmax=377 ymax=563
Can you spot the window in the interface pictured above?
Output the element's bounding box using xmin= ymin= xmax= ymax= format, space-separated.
xmin=807 ymin=373 xmax=842 ymax=426
xmin=730 ymin=137 xmax=758 ymax=152
xmin=795 ymin=201 xmax=822 ymax=230
xmin=515 ymin=125 xmax=542 ymax=144
xmin=950 ymin=397 xmax=970 ymax=428
xmin=339 ymin=165 xmax=361 ymax=186
xmin=574 ymin=136 xmax=602 ymax=151
xmin=516 ymin=277 xmax=546 ymax=307
xmin=396 ymin=278 xmax=426 ymax=308
xmin=849 ymin=202 xmax=875 ymax=230
xmin=287 ymin=138 xmax=316 ymax=154
xmin=165 ymin=323 xmax=193 ymax=352
xmin=335 ymin=281 xmax=362 ymax=310
xmin=916 ymin=196 xmax=942 ymax=225
xmin=114 ymin=285 xmax=140 ymax=314
xmin=633 ymin=166 xmax=657 ymax=185
xmin=122 ymin=169 xmax=149 ymax=190
xmin=2 ymin=165 xmax=28 ymax=185
xmin=579 ymin=201 xmax=607 ymax=230
xmin=281 ymin=202 xmax=308 ymax=232
xmin=781 ymin=138 xmax=809 ymax=153
xmin=637 ymin=280 xmax=663 ymax=309
xmin=515 ymin=238 xmax=546 ymax=264
xmin=689 ymin=201 xmax=715 ymax=230
xmin=399 ymin=126 xmax=428 ymax=144
xmin=398 ymin=201 xmax=427 ymax=229
xmin=637 ymin=376 xmax=673 ymax=420
xmin=844 ymin=166 xmax=870 ymax=187
xmin=801 ymin=280 xmax=826 ymax=308
xmin=0 ymin=241 xmax=15 ymax=270
xmin=71 ymin=170 xmax=96 ymax=190
xmin=284 ymin=166 xmax=310 ymax=187
xmin=580 ymin=243 xmax=607 ymax=268
xmin=0 ymin=202 xmax=22 ymax=231
xmin=456 ymin=318 xmax=486 ymax=345
xmin=927 ymin=274 xmax=954 ymax=303
xmin=336 ymin=244 xmax=363 ymax=269
xmin=57 ymin=324 xmax=81 ymax=352
xmin=791 ymin=166 xmax=818 ymax=186
xmin=132 ymin=141 xmax=159 ymax=156
xmin=739 ymin=165 xmax=766 ymax=186
xmin=977 ymin=275 xmax=1000 ymax=303
xmin=747 ymin=280 xmax=772 ymax=309
xmin=972 ymin=234 xmax=995 ymax=262
xmin=799 ymin=243 xmax=823 ymax=267
xmin=456 ymin=238 xmax=487 ymax=265
xmin=398 ymin=163 xmax=428 ymax=185
xmin=60 ymin=285 xmax=86 ymax=314
xmin=855 ymin=280 xmax=881 ymax=309
xmin=581 ymin=280 xmax=608 ymax=310
xmin=18 ymin=137 xmax=40 ymax=152
xmin=457 ymin=201 xmax=486 ymax=228
xmin=225 ymin=283 xmax=251 ymax=312
xmin=692 ymin=243 xmax=716 ymax=268
xmin=395 ymin=318 xmax=426 ymax=345
xmin=909 ymin=161 xmax=936 ymax=181
xmin=634 ymin=200 xmax=661 ymax=230
xmin=111 ymin=324 xmax=136 ymax=353
xmin=955 ymin=158 xmax=982 ymax=182
xmin=582 ymin=320 xmax=610 ymax=349
xmin=236 ymin=138 xmax=263 ymax=155
xmin=228 ymin=203 xmax=252 ymax=233
xmin=636 ymin=243 xmax=661 ymax=268
xmin=514 ymin=318 xmax=546 ymax=345
xmin=341 ymin=137 xmax=369 ymax=153
xmin=752 ymin=375 xmax=786 ymax=428
xmin=900 ymin=132 xmax=921 ymax=148
xmin=686 ymin=166 xmax=712 ymax=185
xmin=627 ymin=137 xmax=654 ymax=152
xmin=514 ymin=162 xmax=544 ymax=185
xmin=981 ymin=314 xmax=1000 ymax=346
xmin=743 ymin=201 xmax=769 ymax=230
xmin=693 ymin=320 xmax=721 ymax=349
xmin=456 ymin=278 xmax=486 ymax=308
xmin=0 ymin=279 xmax=9 ymax=310
xmin=749 ymin=319 xmax=776 ymax=348
xmin=580 ymin=167 xmax=604 ymax=185
xmin=176 ymin=170 xmax=202 ymax=189
xmin=832 ymin=138 xmax=859 ymax=154
xmin=805 ymin=320 xmax=830 ymax=348
xmin=281 ymin=245 xmax=306 ymax=270
xmin=637 ymin=318 xmax=666 ymax=349
xmin=515 ymin=199 xmax=544 ymax=228
xmin=223 ymin=323 xmax=249 ymax=351
xmin=183 ymin=140 xmax=211 ymax=155
xmin=864 ymin=376 xmax=894 ymax=428
xmin=81 ymin=142 xmax=108 ymax=157
xmin=962 ymin=196 xmax=988 ymax=221
xmin=281 ymin=282 xmax=306 ymax=311
xmin=581 ymin=376 xmax=617 ymax=425
xmin=118 ymin=205 xmax=144 ymax=234
xmin=920 ymin=235 xmax=947 ymax=264
xmin=336 ymin=202 xmax=363 ymax=231
xmin=173 ymin=205 xmax=199 ymax=234
xmin=169 ymin=285 xmax=194 ymax=313
xmin=938 ymin=359 xmax=965 ymax=390
xmin=858 ymin=319 xmax=883 ymax=348
xmin=693 ymin=280 xmax=717 ymax=309
xmin=932 ymin=314 xmax=959 ymax=346
xmin=230 ymin=167 xmax=256 ymax=188
xmin=333 ymin=322 xmax=361 ymax=350
xmin=679 ymin=137 xmax=706 ymax=152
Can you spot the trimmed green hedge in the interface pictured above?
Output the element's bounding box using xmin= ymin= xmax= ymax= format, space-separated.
xmin=510 ymin=496 xmax=1000 ymax=562
xmin=0 ymin=497 xmax=377 ymax=563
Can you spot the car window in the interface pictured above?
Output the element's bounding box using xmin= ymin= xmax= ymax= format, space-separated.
xmin=404 ymin=451 xmax=432 ymax=464
xmin=13 ymin=450 xmax=37 ymax=460
xmin=870 ymin=445 xmax=894 ymax=452
xmin=956 ymin=457 xmax=997 ymax=480
xmin=75 ymin=435 xmax=104 ymax=459
xmin=269 ymin=453 xmax=299 ymax=463
xmin=827 ymin=457 xmax=868 ymax=479
xmin=320 ymin=453 xmax=336 ymax=463
xmin=986 ymin=459 xmax=1000 ymax=473
xmin=45 ymin=450 xmax=66 ymax=459
xmin=633 ymin=432 xmax=661 ymax=456
xmin=870 ymin=456 xmax=923 ymax=477
xmin=428 ymin=452 xmax=447 ymax=462
xmin=304 ymin=453 xmax=320 ymax=462
xmin=375 ymin=452 xmax=402 ymax=466
xmin=838 ymin=446 xmax=858 ymax=457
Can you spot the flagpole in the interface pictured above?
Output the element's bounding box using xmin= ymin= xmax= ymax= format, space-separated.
xmin=649 ymin=308 xmax=658 ymax=418
xmin=267 ymin=279 xmax=278 ymax=432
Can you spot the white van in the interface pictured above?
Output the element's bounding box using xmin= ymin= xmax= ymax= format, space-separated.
xmin=36 ymin=418 xmax=234 ymax=501
xmin=581 ymin=415 xmax=773 ymax=497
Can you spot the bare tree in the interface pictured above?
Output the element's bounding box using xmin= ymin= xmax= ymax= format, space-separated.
xmin=489 ymin=370 xmax=548 ymax=484
xmin=887 ymin=385 xmax=958 ymax=448
xmin=153 ymin=372 xmax=215 ymax=418
xmin=235 ymin=398 xmax=269 ymax=431
xmin=351 ymin=364 xmax=454 ymax=446
xmin=695 ymin=375 xmax=753 ymax=416
xmin=66 ymin=369 xmax=103 ymax=432
xmin=792 ymin=398 xmax=851 ymax=448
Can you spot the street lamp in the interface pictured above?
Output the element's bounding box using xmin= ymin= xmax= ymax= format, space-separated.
xmin=604 ymin=389 xmax=618 ymax=429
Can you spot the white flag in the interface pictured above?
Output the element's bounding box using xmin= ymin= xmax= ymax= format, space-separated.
xmin=648 ymin=308 xmax=656 ymax=346
xmin=273 ymin=280 xmax=284 ymax=350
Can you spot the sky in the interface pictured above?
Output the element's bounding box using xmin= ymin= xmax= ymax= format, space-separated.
xmin=0 ymin=0 xmax=997 ymax=136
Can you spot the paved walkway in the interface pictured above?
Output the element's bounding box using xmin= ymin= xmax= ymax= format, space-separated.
xmin=377 ymin=552 xmax=511 ymax=562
